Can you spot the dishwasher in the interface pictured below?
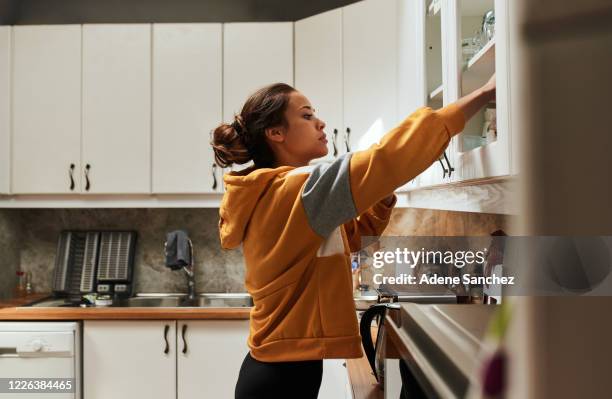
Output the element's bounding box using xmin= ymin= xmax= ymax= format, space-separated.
xmin=0 ymin=322 xmax=81 ymax=399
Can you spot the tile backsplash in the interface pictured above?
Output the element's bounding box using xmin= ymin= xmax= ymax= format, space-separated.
xmin=0 ymin=207 xmax=512 ymax=298
xmin=0 ymin=210 xmax=21 ymax=300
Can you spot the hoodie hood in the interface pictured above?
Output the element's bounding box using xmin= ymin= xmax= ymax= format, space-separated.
xmin=219 ymin=165 xmax=295 ymax=249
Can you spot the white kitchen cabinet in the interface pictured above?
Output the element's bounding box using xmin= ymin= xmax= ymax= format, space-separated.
xmin=342 ymin=0 xmax=398 ymax=154
xmin=295 ymin=9 xmax=344 ymax=163
xmin=449 ymin=0 xmax=511 ymax=181
xmin=401 ymin=0 xmax=514 ymax=191
xmin=83 ymin=320 xmax=176 ymax=399
xmin=411 ymin=0 xmax=453 ymax=189
xmin=320 ymin=359 xmax=353 ymax=399
xmin=11 ymin=25 xmax=82 ymax=194
xmin=177 ymin=320 xmax=249 ymax=399
xmin=82 ymin=24 xmax=152 ymax=194
xmin=0 ymin=27 xmax=10 ymax=195
xmin=223 ymin=22 xmax=294 ymax=122
xmin=152 ymin=23 xmax=223 ymax=194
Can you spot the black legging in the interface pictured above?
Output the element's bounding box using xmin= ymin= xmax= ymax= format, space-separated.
xmin=235 ymin=352 xmax=323 ymax=399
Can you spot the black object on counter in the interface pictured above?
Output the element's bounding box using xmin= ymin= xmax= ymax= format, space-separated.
xmin=165 ymin=230 xmax=192 ymax=270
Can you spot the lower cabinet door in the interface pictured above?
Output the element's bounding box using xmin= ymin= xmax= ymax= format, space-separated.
xmin=83 ymin=320 xmax=176 ymax=399
xmin=177 ymin=320 xmax=250 ymax=399
xmin=319 ymin=359 xmax=353 ymax=399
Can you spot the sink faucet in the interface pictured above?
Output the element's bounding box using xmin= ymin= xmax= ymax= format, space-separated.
xmin=183 ymin=239 xmax=196 ymax=300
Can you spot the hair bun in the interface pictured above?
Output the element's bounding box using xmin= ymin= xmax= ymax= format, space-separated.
xmin=210 ymin=119 xmax=252 ymax=168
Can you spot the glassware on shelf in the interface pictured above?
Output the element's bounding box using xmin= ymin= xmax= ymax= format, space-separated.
xmin=462 ymin=37 xmax=480 ymax=68
xmin=463 ymin=135 xmax=487 ymax=152
xmin=463 ymin=9 xmax=496 ymax=68
xmin=428 ymin=0 xmax=441 ymax=16
xmin=482 ymin=10 xmax=496 ymax=42
xmin=482 ymin=107 xmax=497 ymax=144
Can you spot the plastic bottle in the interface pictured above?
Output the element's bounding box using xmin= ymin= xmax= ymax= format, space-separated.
xmin=13 ymin=271 xmax=26 ymax=298
xmin=25 ymin=271 xmax=33 ymax=295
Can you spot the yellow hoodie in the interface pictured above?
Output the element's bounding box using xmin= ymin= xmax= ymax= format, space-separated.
xmin=219 ymin=104 xmax=465 ymax=362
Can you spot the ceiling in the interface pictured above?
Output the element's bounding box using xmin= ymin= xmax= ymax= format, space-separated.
xmin=0 ymin=0 xmax=362 ymax=25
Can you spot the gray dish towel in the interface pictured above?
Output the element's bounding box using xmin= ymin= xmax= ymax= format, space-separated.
xmin=165 ymin=230 xmax=192 ymax=270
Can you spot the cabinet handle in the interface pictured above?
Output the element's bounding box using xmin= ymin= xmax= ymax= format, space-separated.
xmin=442 ymin=151 xmax=455 ymax=178
xmin=163 ymin=324 xmax=170 ymax=354
xmin=68 ymin=164 xmax=75 ymax=191
xmin=181 ymin=323 xmax=188 ymax=354
xmin=211 ymin=163 xmax=218 ymax=190
xmin=84 ymin=164 xmax=91 ymax=191
xmin=332 ymin=129 xmax=338 ymax=157
xmin=345 ymin=127 xmax=351 ymax=152
xmin=438 ymin=157 xmax=448 ymax=178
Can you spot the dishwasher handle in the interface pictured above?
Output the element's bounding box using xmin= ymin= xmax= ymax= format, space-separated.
xmin=0 ymin=347 xmax=18 ymax=357
xmin=0 ymin=332 xmax=74 ymax=357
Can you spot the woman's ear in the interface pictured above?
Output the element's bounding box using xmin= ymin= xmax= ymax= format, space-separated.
xmin=265 ymin=126 xmax=286 ymax=143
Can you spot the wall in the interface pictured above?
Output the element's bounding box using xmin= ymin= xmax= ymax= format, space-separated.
xmin=0 ymin=209 xmax=20 ymax=299
xmin=9 ymin=208 xmax=245 ymax=295
xmin=0 ymin=206 xmax=511 ymax=298
xmin=0 ymin=0 xmax=361 ymax=25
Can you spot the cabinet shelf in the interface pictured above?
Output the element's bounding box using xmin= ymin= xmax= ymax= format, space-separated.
xmin=429 ymin=84 xmax=443 ymax=103
xmin=462 ymin=38 xmax=495 ymax=95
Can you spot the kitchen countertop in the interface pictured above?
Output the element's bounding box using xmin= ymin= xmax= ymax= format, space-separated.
xmin=0 ymin=293 xmax=49 ymax=309
xmin=0 ymin=293 xmax=251 ymax=320
xmin=384 ymin=303 xmax=496 ymax=399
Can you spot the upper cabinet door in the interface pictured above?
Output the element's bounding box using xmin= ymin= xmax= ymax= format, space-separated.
xmin=223 ymin=22 xmax=293 ymax=122
xmin=12 ymin=25 xmax=82 ymax=194
xmin=295 ymin=9 xmax=343 ymax=163
xmin=451 ymin=0 xmax=511 ymax=181
xmin=152 ymin=23 xmax=223 ymax=194
xmin=343 ymin=0 xmax=398 ymax=153
xmin=82 ymin=24 xmax=151 ymax=194
xmin=0 ymin=27 xmax=10 ymax=194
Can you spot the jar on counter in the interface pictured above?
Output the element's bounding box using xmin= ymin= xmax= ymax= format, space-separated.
xmin=13 ymin=271 xmax=26 ymax=298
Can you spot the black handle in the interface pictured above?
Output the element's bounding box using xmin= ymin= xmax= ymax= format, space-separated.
xmin=345 ymin=127 xmax=351 ymax=152
xmin=211 ymin=163 xmax=218 ymax=190
xmin=84 ymin=164 xmax=91 ymax=191
xmin=163 ymin=324 xmax=170 ymax=354
xmin=68 ymin=163 xmax=75 ymax=191
xmin=438 ymin=157 xmax=448 ymax=178
xmin=359 ymin=304 xmax=388 ymax=382
xmin=181 ymin=323 xmax=188 ymax=354
xmin=332 ymin=129 xmax=338 ymax=157
xmin=443 ymin=151 xmax=455 ymax=178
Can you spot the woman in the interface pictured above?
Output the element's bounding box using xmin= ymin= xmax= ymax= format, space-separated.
xmin=211 ymin=77 xmax=496 ymax=399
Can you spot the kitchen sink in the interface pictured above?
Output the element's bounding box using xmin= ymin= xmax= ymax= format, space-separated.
xmin=114 ymin=293 xmax=253 ymax=308
xmin=114 ymin=296 xmax=184 ymax=307
xmin=179 ymin=293 xmax=253 ymax=308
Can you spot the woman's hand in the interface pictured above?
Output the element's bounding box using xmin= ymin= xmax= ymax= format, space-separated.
xmin=453 ymin=74 xmax=496 ymax=128
xmin=482 ymin=73 xmax=496 ymax=99
xmin=381 ymin=194 xmax=396 ymax=207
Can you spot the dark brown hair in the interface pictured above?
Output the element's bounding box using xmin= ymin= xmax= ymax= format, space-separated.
xmin=211 ymin=83 xmax=296 ymax=169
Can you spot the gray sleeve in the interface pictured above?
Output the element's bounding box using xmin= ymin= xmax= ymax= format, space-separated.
xmin=300 ymin=152 xmax=358 ymax=239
